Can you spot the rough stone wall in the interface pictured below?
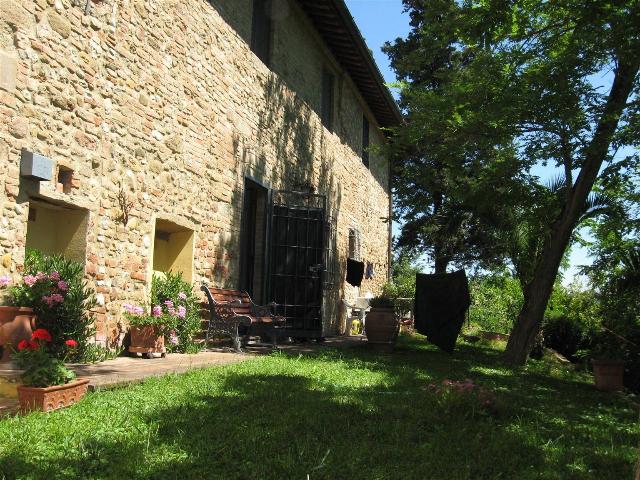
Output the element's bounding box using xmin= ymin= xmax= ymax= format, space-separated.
xmin=0 ymin=0 xmax=391 ymax=342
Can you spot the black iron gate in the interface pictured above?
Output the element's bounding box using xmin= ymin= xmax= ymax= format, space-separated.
xmin=268 ymin=190 xmax=326 ymax=337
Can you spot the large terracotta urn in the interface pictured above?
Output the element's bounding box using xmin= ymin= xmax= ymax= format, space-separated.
xmin=0 ymin=307 xmax=36 ymax=362
xmin=365 ymin=307 xmax=399 ymax=345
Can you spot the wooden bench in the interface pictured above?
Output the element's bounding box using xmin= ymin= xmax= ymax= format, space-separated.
xmin=201 ymin=286 xmax=285 ymax=352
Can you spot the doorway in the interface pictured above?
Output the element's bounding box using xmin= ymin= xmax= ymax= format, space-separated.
xmin=239 ymin=178 xmax=268 ymax=302
xmin=267 ymin=190 xmax=326 ymax=337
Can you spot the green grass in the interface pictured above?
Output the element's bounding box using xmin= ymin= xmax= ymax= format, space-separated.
xmin=0 ymin=335 xmax=638 ymax=479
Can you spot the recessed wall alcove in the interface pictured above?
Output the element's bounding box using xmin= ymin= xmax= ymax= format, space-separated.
xmin=152 ymin=218 xmax=195 ymax=282
xmin=25 ymin=201 xmax=89 ymax=263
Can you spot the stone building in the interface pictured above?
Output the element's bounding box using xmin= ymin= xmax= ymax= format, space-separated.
xmin=0 ymin=0 xmax=400 ymax=344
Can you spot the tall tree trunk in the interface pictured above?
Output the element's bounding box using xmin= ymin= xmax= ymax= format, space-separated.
xmin=505 ymin=57 xmax=640 ymax=364
xmin=434 ymin=254 xmax=449 ymax=274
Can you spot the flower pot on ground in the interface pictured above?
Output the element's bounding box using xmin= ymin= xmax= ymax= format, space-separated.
xmin=0 ymin=275 xmax=37 ymax=362
xmin=4 ymin=251 xmax=98 ymax=362
xmin=129 ymin=325 xmax=166 ymax=357
xmin=124 ymin=304 xmax=168 ymax=358
xmin=592 ymin=359 xmax=625 ymax=392
xmin=590 ymin=331 xmax=626 ymax=392
xmin=18 ymin=378 xmax=90 ymax=413
xmin=365 ymin=296 xmax=399 ymax=346
xmin=0 ymin=306 xmax=36 ymax=362
xmin=13 ymin=328 xmax=87 ymax=413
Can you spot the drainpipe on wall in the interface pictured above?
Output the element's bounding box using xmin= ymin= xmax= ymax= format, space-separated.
xmin=387 ymin=159 xmax=393 ymax=282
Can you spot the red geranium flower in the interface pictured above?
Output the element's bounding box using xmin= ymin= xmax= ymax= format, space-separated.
xmin=65 ymin=339 xmax=78 ymax=348
xmin=31 ymin=328 xmax=52 ymax=343
xmin=28 ymin=340 xmax=39 ymax=350
xmin=17 ymin=339 xmax=30 ymax=351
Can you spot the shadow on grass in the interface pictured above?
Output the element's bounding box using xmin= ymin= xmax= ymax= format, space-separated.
xmin=0 ymin=337 xmax=638 ymax=480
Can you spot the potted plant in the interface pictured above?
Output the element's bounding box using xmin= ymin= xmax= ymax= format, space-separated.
xmin=591 ymin=332 xmax=625 ymax=392
xmin=151 ymin=272 xmax=202 ymax=354
xmin=365 ymin=295 xmax=399 ymax=346
xmin=124 ymin=304 xmax=170 ymax=358
xmin=0 ymin=275 xmax=37 ymax=362
xmin=13 ymin=328 xmax=88 ymax=413
xmin=7 ymin=251 xmax=97 ymax=361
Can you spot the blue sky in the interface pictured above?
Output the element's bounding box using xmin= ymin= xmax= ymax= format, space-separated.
xmin=344 ymin=0 xmax=594 ymax=282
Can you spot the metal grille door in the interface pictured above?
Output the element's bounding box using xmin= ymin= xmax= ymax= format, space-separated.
xmin=268 ymin=190 xmax=326 ymax=337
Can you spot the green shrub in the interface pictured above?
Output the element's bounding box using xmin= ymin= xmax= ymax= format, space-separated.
xmin=9 ymin=250 xmax=96 ymax=360
xmin=541 ymin=283 xmax=601 ymax=362
xmin=542 ymin=313 xmax=593 ymax=361
xmin=369 ymin=295 xmax=394 ymax=308
xmin=150 ymin=272 xmax=201 ymax=353
xmin=468 ymin=273 xmax=523 ymax=334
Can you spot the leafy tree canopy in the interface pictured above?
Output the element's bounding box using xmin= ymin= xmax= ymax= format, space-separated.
xmin=385 ymin=0 xmax=639 ymax=363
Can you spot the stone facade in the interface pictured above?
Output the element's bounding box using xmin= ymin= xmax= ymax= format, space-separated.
xmin=0 ymin=0 xmax=392 ymax=343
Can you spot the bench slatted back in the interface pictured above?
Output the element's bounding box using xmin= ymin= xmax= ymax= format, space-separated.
xmin=208 ymin=288 xmax=254 ymax=318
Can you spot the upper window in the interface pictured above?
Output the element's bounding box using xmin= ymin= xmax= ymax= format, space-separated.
xmin=251 ymin=0 xmax=272 ymax=66
xmin=362 ymin=115 xmax=370 ymax=168
xmin=321 ymin=68 xmax=335 ymax=131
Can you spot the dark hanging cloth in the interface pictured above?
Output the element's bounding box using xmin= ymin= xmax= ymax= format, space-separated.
xmin=346 ymin=258 xmax=365 ymax=287
xmin=365 ymin=262 xmax=375 ymax=279
xmin=414 ymin=270 xmax=470 ymax=353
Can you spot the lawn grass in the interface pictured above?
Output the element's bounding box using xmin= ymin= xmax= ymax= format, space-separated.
xmin=0 ymin=334 xmax=638 ymax=479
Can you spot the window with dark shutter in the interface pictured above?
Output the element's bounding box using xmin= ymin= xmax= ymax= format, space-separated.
xmin=321 ymin=68 xmax=334 ymax=131
xmin=362 ymin=115 xmax=370 ymax=168
xmin=251 ymin=0 xmax=272 ymax=66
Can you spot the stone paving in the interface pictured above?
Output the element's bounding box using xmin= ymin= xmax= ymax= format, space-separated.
xmin=0 ymin=336 xmax=364 ymax=416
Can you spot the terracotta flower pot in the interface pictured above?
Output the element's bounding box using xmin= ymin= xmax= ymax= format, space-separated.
xmin=365 ymin=307 xmax=399 ymax=345
xmin=0 ymin=306 xmax=36 ymax=362
xmin=129 ymin=325 xmax=166 ymax=357
xmin=592 ymin=359 xmax=625 ymax=392
xmin=17 ymin=378 xmax=90 ymax=413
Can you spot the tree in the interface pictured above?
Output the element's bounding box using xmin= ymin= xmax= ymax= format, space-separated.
xmin=384 ymin=0 xmax=534 ymax=274
xmin=386 ymin=0 xmax=640 ymax=363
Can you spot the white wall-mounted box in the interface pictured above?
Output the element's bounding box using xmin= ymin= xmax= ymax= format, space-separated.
xmin=20 ymin=149 xmax=53 ymax=181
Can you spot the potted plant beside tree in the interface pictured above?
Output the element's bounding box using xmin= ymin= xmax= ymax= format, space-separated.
xmin=13 ymin=328 xmax=88 ymax=413
xmin=125 ymin=304 xmax=170 ymax=359
xmin=591 ymin=331 xmax=625 ymax=392
xmin=365 ymin=295 xmax=400 ymax=348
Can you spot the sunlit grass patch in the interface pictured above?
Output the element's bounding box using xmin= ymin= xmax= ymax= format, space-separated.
xmin=0 ymin=335 xmax=638 ymax=479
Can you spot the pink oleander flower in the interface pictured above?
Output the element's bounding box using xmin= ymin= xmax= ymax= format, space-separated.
xmin=176 ymin=305 xmax=186 ymax=319
xmin=35 ymin=271 xmax=47 ymax=281
xmin=169 ymin=333 xmax=179 ymax=345
xmin=164 ymin=300 xmax=174 ymax=308
xmin=57 ymin=280 xmax=68 ymax=291
xmin=0 ymin=275 xmax=10 ymax=287
xmin=152 ymin=305 xmax=162 ymax=317
xmin=49 ymin=271 xmax=61 ymax=281
xmin=42 ymin=295 xmax=54 ymax=307
xmin=50 ymin=293 xmax=64 ymax=303
xmin=123 ymin=303 xmax=143 ymax=315
xmin=178 ymin=292 xmax=187 ymax=300
xmin=23 ymin=275 xmax=37 ymax=287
